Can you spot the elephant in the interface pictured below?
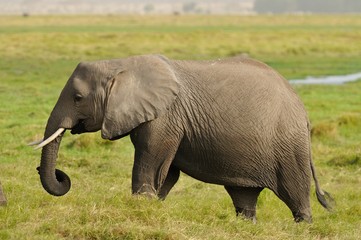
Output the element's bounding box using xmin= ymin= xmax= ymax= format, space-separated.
xmin=32 ymin=54 xmax=333 ymax=222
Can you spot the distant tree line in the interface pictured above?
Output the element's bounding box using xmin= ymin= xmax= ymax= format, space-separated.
xmin=254 ymin=0 xmax=361 ymax=13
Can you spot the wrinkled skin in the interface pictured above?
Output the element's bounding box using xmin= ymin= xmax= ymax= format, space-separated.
xmin=38 ymin=54 xmax=333 ymax=222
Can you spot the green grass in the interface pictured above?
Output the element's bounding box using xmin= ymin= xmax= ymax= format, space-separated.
xmin=0 ymin=15 xmax=360 ymax=239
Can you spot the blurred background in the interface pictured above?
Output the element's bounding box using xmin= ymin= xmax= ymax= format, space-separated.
xmin=1 ymin=0 xmax=361 ymax=15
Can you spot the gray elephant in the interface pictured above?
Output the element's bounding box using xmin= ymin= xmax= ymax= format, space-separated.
xmin=32 ymin=54 xmax=333 ymax=222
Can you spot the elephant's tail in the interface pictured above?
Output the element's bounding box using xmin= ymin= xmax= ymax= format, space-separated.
xmin=310 ymin=159 xmax=335 ymax=211
xmin=308 ymin=121 xmax=335 ymax=211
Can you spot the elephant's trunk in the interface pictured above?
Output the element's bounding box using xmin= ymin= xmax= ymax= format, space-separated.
xmin=38 ymin=124 xmax=71 ymax=196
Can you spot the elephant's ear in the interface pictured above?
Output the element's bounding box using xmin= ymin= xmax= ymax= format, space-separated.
xmin=101 ymin=55 xmax=179 ymax=140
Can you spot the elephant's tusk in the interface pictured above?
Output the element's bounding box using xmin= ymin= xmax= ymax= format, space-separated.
xmin=28 ymin=139 xmax=44 ymax=146
xmin=34 ymin=128 xmax=65 ymax=150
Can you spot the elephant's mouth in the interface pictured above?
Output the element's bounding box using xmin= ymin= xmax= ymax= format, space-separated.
xmin=70 ymin=120 xmax=86 ymax=134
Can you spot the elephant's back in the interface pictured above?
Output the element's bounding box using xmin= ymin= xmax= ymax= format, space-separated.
xmin=172 ymin=57 xmax=298 ymax=105
xmin=171 ymin=57 xmax=308 ymax=134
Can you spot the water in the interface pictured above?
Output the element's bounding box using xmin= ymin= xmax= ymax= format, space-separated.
xmin=289 ymin=72 xmax=361 ymax=85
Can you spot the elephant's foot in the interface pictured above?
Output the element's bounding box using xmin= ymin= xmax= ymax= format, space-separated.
xmin=236 ymin=207 xmax=257 ymax=224
xmin=133 ymin=184 xmax=157 ymax=198
xmin=293 ymin=210 xmax=312 ymax=223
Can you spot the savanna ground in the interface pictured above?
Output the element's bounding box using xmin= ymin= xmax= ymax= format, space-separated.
xmin=0 ymin=15 xmax=360 ymax=239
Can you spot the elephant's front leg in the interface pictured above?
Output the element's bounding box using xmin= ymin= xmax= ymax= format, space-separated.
xmin=158 ymin=165 xmax=180 ymax=200
xmin=132 ymin=148 xmax=179 ymax=197
xmin=130 ymin=126 xmax=182 ymax=198
xmin=131 ymin=151 xmax=158 ymax=197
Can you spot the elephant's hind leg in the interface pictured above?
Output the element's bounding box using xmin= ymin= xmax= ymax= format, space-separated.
xmin=225 ymin=186 xmax=263 ymax=222
xmin=273 ymin=170 xmax=312 ymax=223
xmin=275 ymin=187 xmax=312 ymax=223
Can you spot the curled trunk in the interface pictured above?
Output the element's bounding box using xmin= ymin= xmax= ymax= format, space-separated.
xmin=38 ymin=129 xmax=71 ymax=196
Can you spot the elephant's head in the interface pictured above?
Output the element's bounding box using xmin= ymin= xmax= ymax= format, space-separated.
xmin=35 ymin=55 xmax=179 ymax=196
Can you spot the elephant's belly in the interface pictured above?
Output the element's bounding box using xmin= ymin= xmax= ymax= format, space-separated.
xmin=173 ymin=151 xmax=264 ymax=187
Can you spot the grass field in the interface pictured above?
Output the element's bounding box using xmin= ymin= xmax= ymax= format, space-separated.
xmin=0 ymin=15 xmax=360 ymax=239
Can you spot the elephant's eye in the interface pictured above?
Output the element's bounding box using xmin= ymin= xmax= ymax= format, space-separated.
xmin=74 ymin=94 xmax=83 ymax=102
